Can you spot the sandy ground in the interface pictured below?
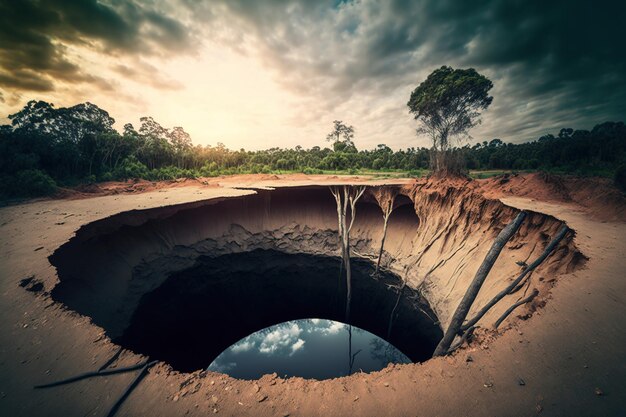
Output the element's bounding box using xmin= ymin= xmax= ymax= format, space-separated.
xmin=0 ymin=174 xmax=624 ymax=416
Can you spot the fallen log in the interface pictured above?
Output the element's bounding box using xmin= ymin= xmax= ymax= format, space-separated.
xmin=433 ymin=210 xmax=527 ymax=356
xmin=460 ymin=224 xmax=569 ymax=331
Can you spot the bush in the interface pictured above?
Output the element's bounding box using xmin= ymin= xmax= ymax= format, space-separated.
xmin=0 ymin=169 xmax=57 ymax=197
xmin=199 ymin=162 xmax=219 ymax=177
xmin=114 ymin=156 xmax=149 ymax=180
xmin=302 ymin=167 xmax=323 ymax=175
xmin=99 ymin=172 xmax=114 ymax=182
xmin=615 ymin=164 xmax=626 ymax=192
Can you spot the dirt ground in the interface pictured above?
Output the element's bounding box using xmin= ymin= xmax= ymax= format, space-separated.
xmin=0 ymin=173 xmax=624 ymax=417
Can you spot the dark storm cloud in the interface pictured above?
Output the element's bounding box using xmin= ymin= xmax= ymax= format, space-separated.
xmin=186 ymin=0 xmax=626 ymax=142
xmin=0 ymin=0 xmax=191 ymax=92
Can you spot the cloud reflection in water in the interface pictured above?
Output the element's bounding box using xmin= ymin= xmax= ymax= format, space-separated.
xmin=208 ymin=318 xmax=410 ymax=380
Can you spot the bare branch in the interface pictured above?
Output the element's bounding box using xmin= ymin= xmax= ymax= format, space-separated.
xmin=493 ymin=289 xmax=539 ymax=329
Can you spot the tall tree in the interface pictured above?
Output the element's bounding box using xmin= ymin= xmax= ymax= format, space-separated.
xmin=407 ymin=66 xmax=493 ymax=176
xmin=326 ymin=120 xmax=357 ymax=153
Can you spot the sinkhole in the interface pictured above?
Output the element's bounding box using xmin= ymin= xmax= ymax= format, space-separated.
xmin=48 ymin=185 xmax=580 ymax=380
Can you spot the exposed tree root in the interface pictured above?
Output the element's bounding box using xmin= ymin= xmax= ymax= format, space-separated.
xmin=330 ymin=185 xmax=366 ymax=321
xmin=371 ymin=187 xmax=398 ymax=276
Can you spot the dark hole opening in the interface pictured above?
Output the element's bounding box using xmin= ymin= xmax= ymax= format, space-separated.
xmin=115 ymin=249 xmax=442 ymax=374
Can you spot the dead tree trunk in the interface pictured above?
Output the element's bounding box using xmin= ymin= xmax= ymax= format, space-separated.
xmin=493 ymin=289 xmax=539 ymax=329
xmin=433 ymin=211 xmax=527 ymax=356
xmin=372 ymin=188 xmax=398 ymax=276
xmin=330 ymin=185 xmax=366 ymax=321
xmin=460 ymin=224 xmax=569 ymax=331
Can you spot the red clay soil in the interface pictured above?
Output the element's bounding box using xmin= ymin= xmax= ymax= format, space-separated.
xmin=0 ymin=173 xmax=624 ymax=417
xmin=478 ymin=172 xmax=626 ymax=222
xmin=53 ymin=172 xmax=626 ymax=222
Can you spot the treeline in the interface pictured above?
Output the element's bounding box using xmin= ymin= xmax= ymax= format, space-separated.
xmin=1 ymin=100 xmax=625 ymax=198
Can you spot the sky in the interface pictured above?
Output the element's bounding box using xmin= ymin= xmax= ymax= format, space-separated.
xmin=0 ymin=0 xmax=625 ymax=150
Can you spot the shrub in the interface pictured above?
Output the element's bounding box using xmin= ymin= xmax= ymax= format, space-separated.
xmin=199 ymin=162 xmax=220 ymax=177
xmin=302 ymin=167 xmax=323 ymax=175
xmin=99 ymin=172 xmax=114 ymax=182
xmin=0 ymin=169 xmax=57 ymax=197
xmin=114 ymin=156 xmax=149 ymax=180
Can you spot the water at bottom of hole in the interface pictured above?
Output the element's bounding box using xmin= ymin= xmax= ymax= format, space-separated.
xmin=208 ymin=318 xmax=411 ymax=380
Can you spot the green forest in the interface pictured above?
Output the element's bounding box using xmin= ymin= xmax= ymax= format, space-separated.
xmin=1 ymin=100 xmax=625 ymax=198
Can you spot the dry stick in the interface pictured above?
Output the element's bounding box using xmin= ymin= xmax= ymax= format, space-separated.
xmin=387 ymin=281 xmax=406 ymax=340
xmin=460 ymin=224 xmax=569 ymax=332
xmin=520 ymin=271 xmax=533 ymax=298
xmin=106 ymin=360 xmax=158 ymax=417
xmin=493 ymin=289 xmax=539 ymax=329
xmin=509 ymin=270 xmax=534 ymax=295
xmin=433 ymin=211 xmax=527 ymax=357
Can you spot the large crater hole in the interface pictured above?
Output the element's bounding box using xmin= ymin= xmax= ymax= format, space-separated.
xmin=48 ymin=185 xmax=581 ymax=380
xmin=116 ymin=249 xmax=442 ymax=375
xmin=49 ymin=186 xmax=443 ymax=379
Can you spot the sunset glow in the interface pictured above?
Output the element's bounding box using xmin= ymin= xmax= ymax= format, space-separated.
xmin=1 ymin=1 xmax=625 ymax=150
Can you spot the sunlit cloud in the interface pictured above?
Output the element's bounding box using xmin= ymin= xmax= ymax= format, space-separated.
xmin=290 ymin=338 xmax=305 ymax=355
xmin=259 ymin=323 xmax=303 ymax=355
xmin=230 ymin=339 xmax=255 ymax=354
xmin=1 ymin=0 xmax=624 ymax=150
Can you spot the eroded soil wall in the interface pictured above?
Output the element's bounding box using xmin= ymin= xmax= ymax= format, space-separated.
xmin=50 ymin=183 xmax=584 ymax=363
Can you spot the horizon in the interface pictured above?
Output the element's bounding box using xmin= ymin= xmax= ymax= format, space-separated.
xmin=3 ymin=99 xmax=621 ymax=152
xmin=1 ymin=1 xmax=625 ymax=151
